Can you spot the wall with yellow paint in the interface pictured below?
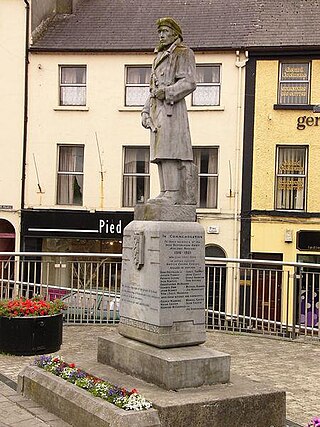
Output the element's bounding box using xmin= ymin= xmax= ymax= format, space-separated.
xmin=251 ymin=57 xmax=320 ymax=271
xmin=253 ymin=59 xmax=320 ymax=213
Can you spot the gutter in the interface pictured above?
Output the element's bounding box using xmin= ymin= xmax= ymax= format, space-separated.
xmin=20 ymin=0 xmax=30 ymax=250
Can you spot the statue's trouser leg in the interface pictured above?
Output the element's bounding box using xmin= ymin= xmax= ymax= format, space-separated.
xmin=157 ymin=163 xmax=165 ymax=198
xmin=161 ymin=160 xmax=180 ymax=204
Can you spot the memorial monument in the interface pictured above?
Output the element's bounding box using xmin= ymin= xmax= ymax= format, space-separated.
xmin=18 ymin=17 xmax=286 ymax=427
xmin=118 ymin=16 xmax=207 ymax=350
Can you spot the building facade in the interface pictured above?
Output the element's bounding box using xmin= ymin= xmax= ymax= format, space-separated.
xmin=0 ymin=0 xmax=27 ymax=253
xmin=23 ymin=1 xmax=249 ymax=262
xmin=242 ymin=52 xmax=320 ymax=326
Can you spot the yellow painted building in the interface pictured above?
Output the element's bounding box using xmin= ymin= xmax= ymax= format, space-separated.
xmin=242 ymin=55 xmax=320 ymax=326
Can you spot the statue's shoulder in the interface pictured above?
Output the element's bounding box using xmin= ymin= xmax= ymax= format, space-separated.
xmin=174 ymin=42 xmax=193 ymax=54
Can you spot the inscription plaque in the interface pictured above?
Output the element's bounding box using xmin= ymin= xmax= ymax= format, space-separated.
xmin=160 ymin=233 xmax=204 ymax=315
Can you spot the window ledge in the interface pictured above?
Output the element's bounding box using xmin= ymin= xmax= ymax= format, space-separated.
xmin=54 ymin=106 xmax=89 ymax=111
xmin=273 ymin=104 xmax=314 ymax=110
xmin=118 ymin=107 xmax=143 ymax=112
xmin=118 ymin=106 xmax=225 ymax=112
xmin=197 ymin=208 xmax=221 ymax=215
xmin=188 ymin=106 xmax=225 ymax=112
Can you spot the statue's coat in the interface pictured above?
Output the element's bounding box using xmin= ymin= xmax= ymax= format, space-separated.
xmin=142 ymin=40 xmax=196 ymax=163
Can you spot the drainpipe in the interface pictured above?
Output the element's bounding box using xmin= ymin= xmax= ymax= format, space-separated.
xmin=231 ymin=50 xmax=248 ymax=313
xmin=20 ymin=0 xmax=30 ymax=251
xmin=234 ymin=50 xmax=249 ymax=260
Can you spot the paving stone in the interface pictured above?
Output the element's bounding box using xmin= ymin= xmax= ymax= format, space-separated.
xmin=0 ymin=326 xmax=318 ymax=426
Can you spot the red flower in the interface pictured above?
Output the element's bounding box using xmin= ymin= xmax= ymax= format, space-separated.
xmin=69 ymin=363 xmax=75 ymax=368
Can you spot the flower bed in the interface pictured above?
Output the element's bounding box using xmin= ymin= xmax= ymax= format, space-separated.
xmin=0 ymin=297 xmax=65 ymax=317
xmin=34 ymin=355 xmax=152 ymax=411
xmin=307 ymin=417 xmax=320 ymax=427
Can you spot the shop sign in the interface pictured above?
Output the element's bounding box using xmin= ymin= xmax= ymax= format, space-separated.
xmin=22 ymin=210 xmax=134 ymax=239
xmin=0 ymin=205 xmax=13 ymax=210
xmin=297 ymin=115 xmax=320 ymax=130
xmin=277 ymin=177 xmax=304 ymax=191
xmin=297 ymin=231 xmax=320 ymax=251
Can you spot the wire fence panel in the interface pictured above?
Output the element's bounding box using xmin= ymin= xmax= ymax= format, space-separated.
xmin=0 ymin=252 xmax=319 ymax=338
xmin=0 ymin=253 xmax=121 ymax=325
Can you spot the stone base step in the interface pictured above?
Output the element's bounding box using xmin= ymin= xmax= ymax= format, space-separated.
xmin=98 ymin=333 xmax=230 ymax=390
xmin=18 ymin=354 xmax=286 ymax=427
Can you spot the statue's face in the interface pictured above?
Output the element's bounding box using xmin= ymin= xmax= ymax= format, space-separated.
xmin=158 ymin=25 xmax=177 ymax=47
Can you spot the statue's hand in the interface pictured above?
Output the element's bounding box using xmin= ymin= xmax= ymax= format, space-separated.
xmin=141 ymin=112 xmax=157 ymax=133
xmin=141 ymin=112 xmax=151 ymax=129
xmin=154 ymin=88 xmax=165 ymax=101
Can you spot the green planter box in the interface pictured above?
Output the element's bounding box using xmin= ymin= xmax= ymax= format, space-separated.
xmin=0 ymin=313 xmax=63 ymax=355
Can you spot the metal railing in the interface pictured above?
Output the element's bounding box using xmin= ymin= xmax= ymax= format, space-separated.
xmin=205 ymin=257 xmax=320 ymax=340
xmin=0 ymin=252 xmax=319 ymax=340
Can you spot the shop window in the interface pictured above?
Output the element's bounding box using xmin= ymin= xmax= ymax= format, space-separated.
xmin=125 ymin=66 xmax=151 ymax=106
xmin=278 ymin=62 xmax=310 ymax=105
xmin=122 ymin=147 xmax=150 ymax=207
xmin=275 ymin=146 xmax=307 ymax=211
xmin=192 ymin=65 xmax=221 ymax=106
xmin=57 ymin=145 xmax=84 ymax=205
xmin=59 ymin=65 xmax=87 ymax=106
xmin=193 ymin=147 xmax=218 ymax=208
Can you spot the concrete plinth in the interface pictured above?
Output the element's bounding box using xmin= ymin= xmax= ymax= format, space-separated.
xmin=98 ymin=333 xmax=230 ymax=390
xmin=119 ymin=220 xmax=206 ymax=348
xmin=134 ymin=203 xmax=196 ymax=222
xmin=18 ymin=357 xmax=286 ymax=427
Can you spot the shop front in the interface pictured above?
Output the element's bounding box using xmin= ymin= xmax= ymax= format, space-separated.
xmin=20 ymin=209 xmax=134 ymax=293
xmin=21 ymin=209 xmax=133 ymax=254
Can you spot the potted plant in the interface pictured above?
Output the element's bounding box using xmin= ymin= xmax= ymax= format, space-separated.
xmin=0 ymin=297 xmax=65 ymax=356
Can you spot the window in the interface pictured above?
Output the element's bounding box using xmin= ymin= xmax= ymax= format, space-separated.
xmin=125 ymin=66 xmax=151 ymax=106
xmin=278 ymin=62 xmax=310 ymax=105
xmin=59 ymin=66 xmax=86 ymax=106
xmin=57 ymin=145 xmax=84 ymax=205
xmin=122 ymin=147 xmax=150 ymax=207
xmin=193 ymin=148 xmax=218 ymax=208
xmin=192 ymin=65 xmax=221 ymax=106
xmin=275 ymin=146 xmax=307 ymax=210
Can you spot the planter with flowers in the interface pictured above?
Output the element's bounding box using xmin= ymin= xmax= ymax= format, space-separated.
xmin=0 ymin=297 xmax=65 ymax=356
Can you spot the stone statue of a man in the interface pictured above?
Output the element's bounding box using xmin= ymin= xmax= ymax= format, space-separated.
xmin=141 ymin=17 xmax=198 ymax=205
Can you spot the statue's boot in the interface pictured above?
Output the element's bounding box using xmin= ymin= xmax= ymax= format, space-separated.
xmin=159 ymin=190 xmax=180 ymax=205
xmin=147 ymin=192 xmax=165 ymax=204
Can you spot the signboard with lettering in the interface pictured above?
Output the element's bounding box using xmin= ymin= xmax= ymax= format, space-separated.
xmin=21 ymin=209 xmax=134 ymax=239
xmin=297 ymin=231 xmax=320 ymax=251
xmin=279 ymin=63 xmax=309 ymax=105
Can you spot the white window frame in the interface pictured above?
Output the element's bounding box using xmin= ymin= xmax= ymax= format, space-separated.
xmin=122 ymin=147 xmax=150 ymax=207
xmin=59 ymin=65 xmax=87 ymax=106
xmin=278 ymin=62 xmax=310 ymax=105
xmin=275 ymin=145 xmax=308 ymax=211
xmin=193 ymin=147 xmax=219 ymax=208
xmin=56 ymin=144 xmax=84 ymax=206
xmin=125 ymin=66 xmax=152 ymax=107
xmin=192 ymin=64 xmax=221 ymax=107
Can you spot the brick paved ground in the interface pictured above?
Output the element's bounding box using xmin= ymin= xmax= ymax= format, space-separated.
xmin=0 ymin=325 xmax=318 ymax=426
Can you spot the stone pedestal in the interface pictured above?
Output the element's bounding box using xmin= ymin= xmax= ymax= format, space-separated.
xmin=118 ymin=220 xmax=206 ymax=348
xmin=98 ymin=334 xmax=230 ymax=390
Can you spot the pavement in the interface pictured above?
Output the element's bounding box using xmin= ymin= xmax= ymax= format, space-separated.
xmin=0 ymin=325 xmax=318 ymax=426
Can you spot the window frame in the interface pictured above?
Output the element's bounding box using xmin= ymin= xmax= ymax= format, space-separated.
xmin=192 ymin=64 xmax=221 ymax=107
xmin=59 ymin=65 xmax=87 ymax=107
xmin=274 ymin=145 xmax=308 ymax=212
xmin=193 ymin=147 xmax=219 ymax=208
xmin=277 ymin=61 xmax=311 ymax=106
xmin=124 ymin=65 xmax=152 ymax=107
xmin=122 ymin=146 xmax=150 ymax=207
xmin=56 ymin=144 xmax=85 ymax=206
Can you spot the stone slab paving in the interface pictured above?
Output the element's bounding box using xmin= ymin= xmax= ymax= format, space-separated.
xmin=0 ymin=325 xmax=318 ymax=426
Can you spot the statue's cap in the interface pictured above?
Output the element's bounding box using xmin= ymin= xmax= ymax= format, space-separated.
xmin=156 ymin=17 xmax=183 ymax=40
